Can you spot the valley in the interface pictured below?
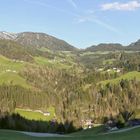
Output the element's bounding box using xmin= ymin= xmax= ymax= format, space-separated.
xmin=0 ymin=32 xmax=140 ymax=140
xmin=1 ymin=0 xmax=140 ymax=139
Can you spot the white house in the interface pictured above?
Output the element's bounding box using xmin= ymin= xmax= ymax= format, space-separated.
xmin=44 ymin=112 xmax=50 ymax=116
xmin=107 ymin=69 xmax=111 ymax=72
xmin=116 ymin=69 xmax=121 ymax=73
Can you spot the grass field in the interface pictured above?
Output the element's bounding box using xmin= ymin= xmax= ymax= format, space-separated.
xmin=15 ymin=107 xmax=55 ymax=121
xmin=0 ymin=55 xmax=24 ymax=73
xmin=0 ymin=72 xmax=31 ymax=88
xmin=0 ymin=126 xmax=140 ymax=140
xmin=34 ymin=56 xmax=74 ymax=69
xmin=0 ymin=55 xmax=32 ymax=88
xmin=99 ymin=71 xmax=140 ymax=85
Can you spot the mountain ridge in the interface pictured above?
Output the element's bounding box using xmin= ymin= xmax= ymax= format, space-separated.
xmin=85 ymin=40 xmax=140 ymax=51
xmin=0 ymin=31 xmax=140 ymax=51
xmin=85 ymin=43 xmax=124 ymax=52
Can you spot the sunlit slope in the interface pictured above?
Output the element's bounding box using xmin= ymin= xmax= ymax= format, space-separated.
xmin=0 ymin=55 xmax=24 ymax=72
xmin=0 ymin=55 xmax=32 ymax=88
xmin=99 ymin=71 xmax=140 ymax=85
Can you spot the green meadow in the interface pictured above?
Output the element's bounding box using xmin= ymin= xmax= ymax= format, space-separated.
xmin=15 ymin=107 xmax=55 ymax=121
xmin=34 ymin=56 xmax=75 ymax=69
xmin=0 ymin=55 xmax=24 ymax=72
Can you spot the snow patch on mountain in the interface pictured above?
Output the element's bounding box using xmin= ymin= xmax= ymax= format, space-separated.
xmin=0 ymin=31 xmax=18 ymax=40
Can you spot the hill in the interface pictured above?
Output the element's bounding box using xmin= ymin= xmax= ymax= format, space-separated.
xmin=85 ymin=40 xmax=140 ymax=52
xmin=16 ymin=32 xmax=77 ymax=51
xmin=127 ymin=39 xmax=140 ymax=51
xmin=85 ymin=43 xmax=124 ymax=52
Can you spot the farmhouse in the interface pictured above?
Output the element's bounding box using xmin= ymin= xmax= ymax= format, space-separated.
xmin=116 ymin=69 xmax=121 ymax=73
xmin=113 ymin=68 xmax=117 ymax=70
xmin=105 ymin=120 xmax=117 ymax=130
xmin=82 ymin=119 xmax=94 ymax=129
xmin=44 ymin=112 xmax=50 ymax=116
xmin=98 ymin=68 xmax=104 ymax=71
xmin=6 ymin=69 xmax=11 ymax=72
xmin=107 ymin=69 xmax=111 ymax=72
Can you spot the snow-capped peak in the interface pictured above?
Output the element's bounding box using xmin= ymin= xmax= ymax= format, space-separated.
xmin=0 ymin=31 xmax=18 ymax=40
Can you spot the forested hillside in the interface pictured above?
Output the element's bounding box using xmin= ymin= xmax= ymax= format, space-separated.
xmin=0 ymin=32 xmax=140 ymax=133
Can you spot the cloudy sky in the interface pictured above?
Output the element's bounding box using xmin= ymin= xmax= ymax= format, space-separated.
xmin=0 ymin=0 xmax=140 ymax=48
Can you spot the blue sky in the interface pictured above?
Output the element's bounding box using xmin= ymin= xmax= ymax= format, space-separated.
xmin=0 ymin=0 xmax=140 ymax=48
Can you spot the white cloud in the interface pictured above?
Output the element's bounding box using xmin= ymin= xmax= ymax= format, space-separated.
xmin=101 ymin=1 xmax=140 ymax=11
xmin=67 ymin=0 xmax=77 ymax=9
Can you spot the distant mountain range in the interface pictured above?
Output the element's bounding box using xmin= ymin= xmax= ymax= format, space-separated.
xmin=85 ymin=43 xmax=124 ymax=52
xmin=85 ymin=40 xmax=140 ymax=52
xmin=0 ymin=31 xmax=140 ymax=51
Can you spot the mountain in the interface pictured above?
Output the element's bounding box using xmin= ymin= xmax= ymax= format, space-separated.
xmin=85 ymin=43 xmax=124 ymax=52
xmin=127 ymin=39 xmax=140 ymax=51
xmin=15 ymin=32 xmax=77 ymax=51
xmin=0 ymin=31 xmax=77 ymax=51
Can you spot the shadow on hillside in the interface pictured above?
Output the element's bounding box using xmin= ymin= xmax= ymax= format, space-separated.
xmin=0 ymin=112 xmax=81 ymax=134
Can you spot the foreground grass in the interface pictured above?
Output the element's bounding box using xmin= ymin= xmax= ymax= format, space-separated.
xmin=0 ymin=126 xmax=140 ymax=140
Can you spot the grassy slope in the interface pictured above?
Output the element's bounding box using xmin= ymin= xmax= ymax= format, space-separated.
xmin=0 ymin=72 xmax=31 ymax=88
xmin=0 ymin=55 xmax=24 ymax=72
xmin=0 ymin=55 xmax=32 ymax=88
xmin=15 ymin=107 xmax=55 ymax=121
xmin=0 ymin=127 xmax=140 ymax=140
xmin=35 ymin=56 xmax=74 ymax=69
xmin=99 ymin=71 xmax=140 ymax=85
